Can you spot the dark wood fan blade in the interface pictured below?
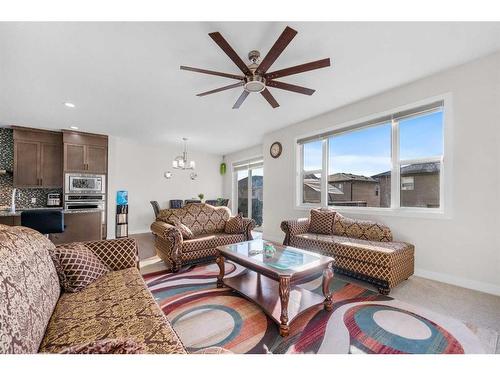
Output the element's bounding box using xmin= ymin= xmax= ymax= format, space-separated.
xmin=196 ymin=82 xmax=244 ymax=97
xmin=180 ymin=66 xmax=244 ymax=80
xmin=232 ymin=90 xmax=250 ymax=109
xmin=265 ymin=58 xmax=331 ymax=80
xmin=266 ymin=80 xmax=315 ymax=95
xmin=256 ymin=26 xmax=298 ymax=75
xmin=209 ymin=32 xmax=251 ymax=75
xmin=260 ymin=88 xmax=280 ymax=108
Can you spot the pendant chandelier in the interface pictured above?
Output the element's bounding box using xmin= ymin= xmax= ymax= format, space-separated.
xmin=172 ymin=138 xmax=196 ymax=170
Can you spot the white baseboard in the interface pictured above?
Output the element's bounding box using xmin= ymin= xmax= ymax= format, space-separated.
xmin=414 ymin=268 xmax=500 ymax=297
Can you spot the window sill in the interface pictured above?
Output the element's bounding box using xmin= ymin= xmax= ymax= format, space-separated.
xmin=294 ymin=204 xmax=450 ymax=220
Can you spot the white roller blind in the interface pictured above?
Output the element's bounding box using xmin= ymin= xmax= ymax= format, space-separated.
xmin=233 ymin=157 xmax=264 ymax=172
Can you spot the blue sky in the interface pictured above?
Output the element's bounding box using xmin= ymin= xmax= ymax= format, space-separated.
xmin=304 ymin=111 xmax=443 ymax=177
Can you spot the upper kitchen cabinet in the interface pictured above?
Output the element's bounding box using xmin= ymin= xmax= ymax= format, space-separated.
xmin=63 ymin=131 xmax=108 ymax=174
xmin=13 ymin=127 xmax=63 ymax=188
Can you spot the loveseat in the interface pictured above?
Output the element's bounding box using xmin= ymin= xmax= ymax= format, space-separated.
xmin=281 ymin=209 xmax=414 ymax=294
xmin=0 ymin=224 xmax=187 ymax=354
xmin=151 ymin=203 xmax=255 ymax=272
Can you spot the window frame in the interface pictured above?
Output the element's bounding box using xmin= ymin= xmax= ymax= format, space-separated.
xmin=295 ymin=94 xmax=452 ymax=219
xmin=232 ymin=157 xmax=264 ymax=227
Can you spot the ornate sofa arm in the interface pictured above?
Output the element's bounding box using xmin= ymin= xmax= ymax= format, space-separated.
xmin=241 ymin=217 xmax=256 ymax=240
xmin=84 ymin=238 xmax=139 ymax=270
xmin=150 ymin=221 xmax=183 ymax=271
xmin=280 ymin=218 xmax=310 ymax=245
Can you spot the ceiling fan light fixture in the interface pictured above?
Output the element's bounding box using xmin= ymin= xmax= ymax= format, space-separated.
xmin=181 ymin=26 xmax=331 ymax=108
xmin=244 ymin=76 xmax=266 ymax=93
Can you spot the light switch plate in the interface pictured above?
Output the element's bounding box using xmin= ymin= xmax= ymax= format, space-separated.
xmin=31 ymin=198 xmax=36 ymax=204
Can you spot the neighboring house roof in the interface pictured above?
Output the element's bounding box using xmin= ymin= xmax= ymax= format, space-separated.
xmin=304 ymin=173 xmax=320 ymax=180
xmin=304 ymin=179 xmax=344 ymax=195
xmin=372 ymin=161 xmax=440 ymax=178
xmin=328 ymin=173 xmax=377 ymax=183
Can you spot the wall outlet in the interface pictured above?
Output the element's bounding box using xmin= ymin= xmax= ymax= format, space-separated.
xmin=31 ymin=198 xmax=36 ymax=204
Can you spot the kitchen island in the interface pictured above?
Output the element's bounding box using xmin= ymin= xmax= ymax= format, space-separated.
xmin=0 ymin=208 xmax=103 ymax=244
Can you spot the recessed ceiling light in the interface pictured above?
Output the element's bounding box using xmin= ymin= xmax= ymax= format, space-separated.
xmin=64 ymin=102 xmax=75 ymax=108
xmin=69 ymin=126 xmax=79 ymax=130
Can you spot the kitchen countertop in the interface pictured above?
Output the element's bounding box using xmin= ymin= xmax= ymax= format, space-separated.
xmin=0 ymin=208 xmax=103 ymax=217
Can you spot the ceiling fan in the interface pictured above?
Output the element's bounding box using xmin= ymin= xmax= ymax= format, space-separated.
xmin=180 ymin=26 xmax=331 ymax=109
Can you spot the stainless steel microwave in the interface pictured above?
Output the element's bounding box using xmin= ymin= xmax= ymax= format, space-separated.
xmin=65 ymin=173 xmax=106 ymax=194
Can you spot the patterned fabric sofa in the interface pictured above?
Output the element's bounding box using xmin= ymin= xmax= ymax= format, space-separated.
xmin=0 ymin=224 xmax=187 ymax=354
xmin=281 ymin=210 xmax=414 ymax=294
xmin=151 ymin=203 xmax=255 ymax=272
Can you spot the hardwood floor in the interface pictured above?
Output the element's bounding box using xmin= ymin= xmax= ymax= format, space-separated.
xmin=130 ymin=232 xmax=156 ymax=260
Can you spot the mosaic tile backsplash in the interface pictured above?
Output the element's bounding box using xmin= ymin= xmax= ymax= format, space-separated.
xmin=0 ymin=128 xmax=62 ymax=208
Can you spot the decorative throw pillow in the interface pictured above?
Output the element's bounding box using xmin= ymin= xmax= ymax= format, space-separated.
xmin=224 ymin=213 xmax=244 ymax=234
xmin=168 ymin=219 xmax=194 ymax=240
xmin=333 ymin=212 xmax=393 ymax=242
xmin=308 ymin=208 xmax=336 ymax=235
xmin=59 ymin=338 xmax=145 ymax=354
xmin=50 ymin=243 xmax=109 ymax=293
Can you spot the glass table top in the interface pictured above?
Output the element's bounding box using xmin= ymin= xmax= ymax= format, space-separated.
xmin=219 ymin=239 xmax=326 ymax=272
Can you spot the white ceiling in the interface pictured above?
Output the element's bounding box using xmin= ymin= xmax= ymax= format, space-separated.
xmin=1 ymin=22 xmax=500 ymax=154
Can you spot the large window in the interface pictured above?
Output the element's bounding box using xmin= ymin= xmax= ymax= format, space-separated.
xmin=328 ymin=122 xmax=392 ymax=207
xmin=300 ymin=140 xmax=323 ymax=204
xmin=298 ymin=100 xmax=445 ymax=212
xmin=398 ymin=110 xmax=443 ymax=208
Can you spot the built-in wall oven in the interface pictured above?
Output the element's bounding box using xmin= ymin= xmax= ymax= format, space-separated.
xmin=64 ymin=173 xmax=107 ymax=227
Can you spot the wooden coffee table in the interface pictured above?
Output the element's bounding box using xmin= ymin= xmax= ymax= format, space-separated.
xmin=215 ymin=239 xmax=334 ymax=337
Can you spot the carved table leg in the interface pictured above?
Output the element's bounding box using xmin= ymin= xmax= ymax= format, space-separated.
xmin=215 ymin=254 xmax=225 ymax=288
xmin=278 ymin=276 xmax=291 ymax=336
xmin=322 ymin=262 xmax=334 ymax=311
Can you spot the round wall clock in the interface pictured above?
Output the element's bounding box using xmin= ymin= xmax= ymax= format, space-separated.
xmin=270 ymin=142 xmax=282 ymax=158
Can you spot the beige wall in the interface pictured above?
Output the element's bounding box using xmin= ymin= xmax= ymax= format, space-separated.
xmin=256 ymin=52 xmax=500 ymax=295
xmin=107 ymin=136 xmax=223 ymax=236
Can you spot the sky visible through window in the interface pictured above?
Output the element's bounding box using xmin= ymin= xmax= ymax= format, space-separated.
xmin=303 ymin=111 xmax=443 ymax=177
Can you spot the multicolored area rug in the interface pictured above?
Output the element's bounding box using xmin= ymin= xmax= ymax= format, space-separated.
xmin=142 ymin=261 xmax=488 ymax=354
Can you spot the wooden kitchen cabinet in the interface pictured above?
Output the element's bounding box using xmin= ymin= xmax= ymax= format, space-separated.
xmin=0 ymin=216 xmax=21 ymax=226
xmin=40 ymin=142 xmax=63 ymax=187
xmin=49 ymin=211 xmax=102 ymax=245
xmin=64 ymin=143 xmax=86 ymax=172
xmin=86 ymin=145 xmax=107 ymax=174
xmin=14 ymin=141 xmax=39 ymax=187
xmin=13 ymin=128 xmax=63 ymax=188
xmin=63 ymin=131 xmax=108 ymax=174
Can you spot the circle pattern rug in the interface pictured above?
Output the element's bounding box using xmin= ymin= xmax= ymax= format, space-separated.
xmin=142 ymin=262 xmax=486 ymax=354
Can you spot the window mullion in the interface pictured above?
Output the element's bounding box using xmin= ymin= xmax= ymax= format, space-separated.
xmin=298 ymin=144 xmax=303 ymax=206
xmin=321 ymin=138 xmax=328 ymax=207
xmin=391 ymin=119 xmax=400 ymax=209
xmin=248 ymin=168 xmax=252 ymax=220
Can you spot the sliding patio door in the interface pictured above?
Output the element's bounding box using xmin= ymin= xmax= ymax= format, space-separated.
xmin=233 ymin=159 xmax=263 ymax=230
